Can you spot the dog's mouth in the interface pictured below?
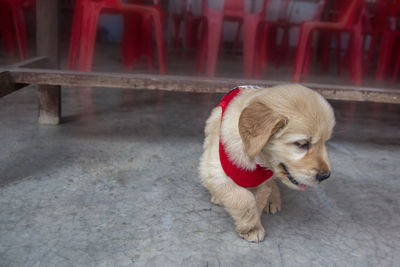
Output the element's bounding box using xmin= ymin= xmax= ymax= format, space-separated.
xmin=279 ymin=163 xmax=307 ymax=191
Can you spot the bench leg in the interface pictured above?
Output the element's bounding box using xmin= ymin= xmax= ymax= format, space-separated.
xmin=36 ymin=0 xmax=61 ymax=125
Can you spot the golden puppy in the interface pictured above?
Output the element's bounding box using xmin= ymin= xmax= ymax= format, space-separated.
xmin=199 ymin=84 xmax=335 ymax=242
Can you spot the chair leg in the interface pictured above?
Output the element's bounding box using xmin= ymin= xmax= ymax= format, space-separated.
xmin=196 ymin=20 xmax=207 ymax=73
xmin=184 ymin=17 xmax=200 ymax=59
xmin=258 ymin=25 xmax=268 ymax=71
xmin=336 ymin=33 xmax=341 ymax=74
xmin=219 ymin=31 xmax=225 ymax=62
xmin=184 ymin=13 xmax=199 ymax=49
xmin=267 ymin=27 xmax=277 ymax=65
xmin=204 ymin=11 xmax=223 ymax=77
xmin=152 ymin=10 xmax=167 ymax=74
xmin=242 ymin=14 xmax=261 ymax=78
xmin=68 ymin=0 xmax=83 ymax=70
xmin=172 ymin=14 xmax=181 ymax=49
xmin=78 ymin=5 xmax=102 ymax=72
xmin=0 ymin=5 xmax=15 ymax=55
xmin=232 ymin=22 xmax=242 ymax=58
xmin=293 ymin=24 xmax=312 ymax=82
xmin=10 ymin=4 xmax=27 ymax=60
xmin=254 ymin=24 xmax=269 ymax=78
xmin=376 ymin=29 xmax=394 ymax=82
xmin=141 ymin=14 xmax=155 ymax=70
xmin=122 ymin=14 xmax=137 ymax=69
xmin=302 ymin=36 xmax=313 ymax=77
xmin=391 ymin=45 xmax=400 ymax=82
xmin=363 ymin=33 xmax=378 ymax=76
xmin=321 ymin=32 xmax=331 ymax=72
xmin=276 ymin=25 xmax=289 ymax=68
xmin=16 ymin=8 xmax=27 ymax=58
xmin=345 ymin=34 xmax=354 ymax=76
xmin=351 ymin=26 xmax=362 ymax=86
xmin=285 ymin=28 xmax=291 ymax=66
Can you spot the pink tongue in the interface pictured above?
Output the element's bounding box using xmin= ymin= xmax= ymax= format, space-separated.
xmin=299 ymin=184 xmax=307 ymax=191
xmin=256 ymin=161 xmax=266 ymax=167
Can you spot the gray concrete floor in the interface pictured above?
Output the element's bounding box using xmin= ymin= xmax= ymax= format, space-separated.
xmin=1 ymin=86 xmax=400 ymax=266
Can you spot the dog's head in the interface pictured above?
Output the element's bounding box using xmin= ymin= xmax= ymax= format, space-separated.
xmin=238 ymin=85 xmax=335 ymax=190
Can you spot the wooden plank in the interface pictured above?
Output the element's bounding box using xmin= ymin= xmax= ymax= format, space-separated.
xmin=4 ymin=56 xmax=48 ymax=69
xmin=7 ymin=68 xmax=400 ymax=104
xmin=36 ymin=0 xmax=61 ymax=125
xmin=0 ymin=71 xmax=28 ymax=98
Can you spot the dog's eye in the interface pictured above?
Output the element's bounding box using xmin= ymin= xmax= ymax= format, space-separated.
xmin=295 ymin=141 xmax=309 ymax=150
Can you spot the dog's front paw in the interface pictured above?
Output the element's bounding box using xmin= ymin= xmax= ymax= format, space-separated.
xmin=238 ymin=224 xmax=265 ymax=243
xmin=264 ymin=197 xmax=281 ymax=214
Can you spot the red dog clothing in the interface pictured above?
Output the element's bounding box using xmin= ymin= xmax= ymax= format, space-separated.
xmin=218 ymin=87 xmax=274 ymax=188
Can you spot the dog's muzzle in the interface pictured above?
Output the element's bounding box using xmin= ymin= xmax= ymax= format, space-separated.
xmin=279 ymin=163 xmax=307 ymax=190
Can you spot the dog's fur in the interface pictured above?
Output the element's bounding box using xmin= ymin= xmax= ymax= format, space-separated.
xmin=199 ymin=84 xmax=335 ymax=242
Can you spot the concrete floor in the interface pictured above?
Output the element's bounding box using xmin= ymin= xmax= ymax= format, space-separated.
xmin=1 ymin=86 xmax=400 ymax=266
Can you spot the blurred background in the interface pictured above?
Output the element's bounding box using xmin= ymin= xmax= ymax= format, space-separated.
xmin=1 ymin=3 xmax=400 ymax=265
xmin=1 ymin=0 xmax=400 ymax=88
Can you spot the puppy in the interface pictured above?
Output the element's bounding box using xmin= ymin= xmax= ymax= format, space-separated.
xmin=199 ymin=84 xmax=335 ymax=242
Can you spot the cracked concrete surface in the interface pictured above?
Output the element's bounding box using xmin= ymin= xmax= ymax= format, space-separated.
xmin=1 ymin=86 xmax=400 ymax=266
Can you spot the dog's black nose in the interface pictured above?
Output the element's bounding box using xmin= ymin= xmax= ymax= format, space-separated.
xmin=316 ymin=171 xmax=331 ymax=182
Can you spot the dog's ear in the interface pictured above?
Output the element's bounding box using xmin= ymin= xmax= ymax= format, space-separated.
xmin=239 ymin=101 xmax=288 ymax=159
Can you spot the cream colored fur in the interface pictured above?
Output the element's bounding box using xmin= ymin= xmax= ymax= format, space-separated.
xmin=199 ymin=84 xmax=335 ymax=242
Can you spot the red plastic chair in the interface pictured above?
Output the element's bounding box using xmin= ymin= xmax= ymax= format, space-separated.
xmin=267 ymin=0 xmax=296 ymax=69
xmin=275 ymin=0 xmax=296 ymax=69
xmin=183 ymin=0 xmax=202 ymax=52
xmin=172 ymin=1 xmax=184 ymax=49
xmin=318 ymin=0 xmax=371 ymax=77
xmin=316 ymin=0 xmax=347 ymax=75
xmin=375 ymin=29 xmax=400 ymax=81
xmin=171 ymin=0 xmax=202 ymax=55
xmin=0 ymin=0 xmax=33 ymax=60
xmin=363 ymin=0 xmax=393 ymax=75
xmin=0 ymin=2 xmax=15 ymax=56
xmin=374 ymin=1 xmax=400 ymax=81
xmin=255 ymin=0 xmax=326 ymax=77
xmin=183 ymin=9 xmax=202 ymax=50
xmin=375 ymin=29 xmax=400 ymax=82
xmin=292 ymin=0 xmax=364 ymax=85
xmin=196 ymin=0 xmax=268 ymax=78
xmin=68 ymin=0 xmax=166 ymax=73
xmin=255 ymin=0 xmax=291 ymax=76
xmin=121 ymin=12 xmax=155 ymax=69
xmin=393 ymin=41 xmax=400 ymax=82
